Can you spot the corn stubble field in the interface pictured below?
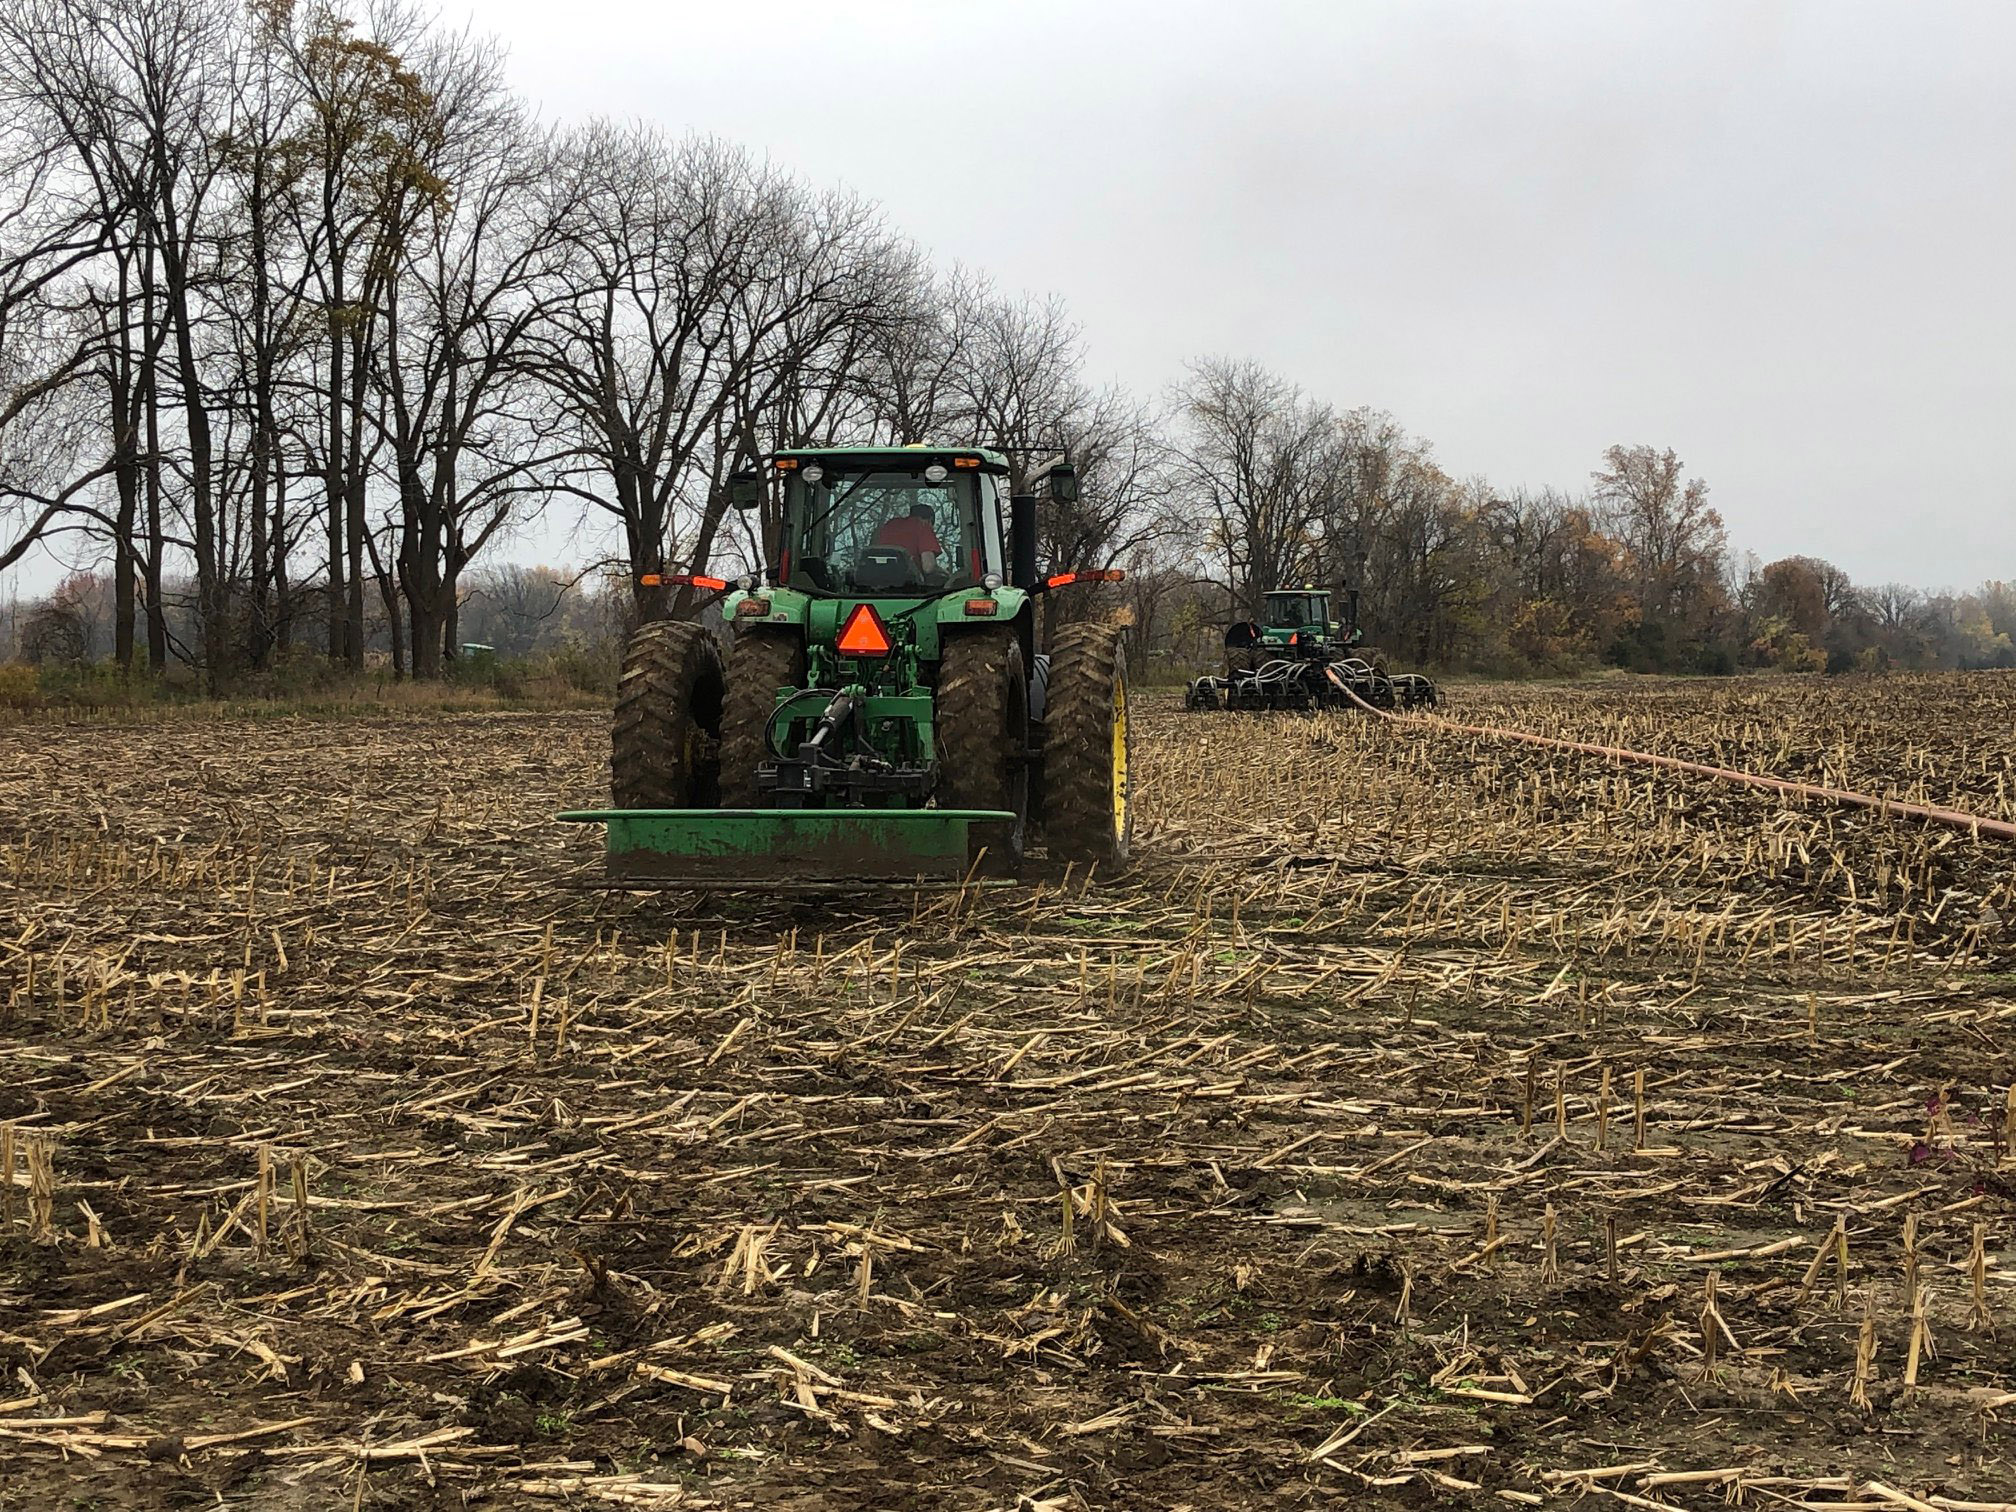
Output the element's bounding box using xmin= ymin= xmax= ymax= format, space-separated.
xmin=5 ymin=672 xmax=2016 ymax=1512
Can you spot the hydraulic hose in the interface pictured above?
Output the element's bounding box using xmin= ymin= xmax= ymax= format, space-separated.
xmin=1340 ymin=690 xmax=2016 ymax=844
xmin=804 ymin=691 xmax=858 ymax=756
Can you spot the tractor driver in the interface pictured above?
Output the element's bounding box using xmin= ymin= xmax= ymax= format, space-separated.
xmin=871 ymin=502 xmax=943 ymax=577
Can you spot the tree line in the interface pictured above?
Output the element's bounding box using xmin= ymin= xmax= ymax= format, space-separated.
xmin=2 ymin=0 xmax=2009 ymax=686
xmin=1144 ymin=362 xmax=2014 ymax=676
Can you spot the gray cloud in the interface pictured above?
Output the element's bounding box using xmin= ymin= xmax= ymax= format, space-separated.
xmin=444 ymin=0 xmax=2016 ymax=585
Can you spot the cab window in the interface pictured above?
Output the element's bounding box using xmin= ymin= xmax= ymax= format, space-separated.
xmin=786 ymin=468 xmax=980 ymax=594
xmin=1264 ymin=594 xmax=1323 ymax=629
xmin=978 ymin=475 xmax=1004 ymax=579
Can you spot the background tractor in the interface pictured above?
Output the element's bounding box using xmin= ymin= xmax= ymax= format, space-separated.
xmin=1184 ymin=587 xmax=1437 ymax=712
xmin=563 ymin=446 xmax=1132 ymax=884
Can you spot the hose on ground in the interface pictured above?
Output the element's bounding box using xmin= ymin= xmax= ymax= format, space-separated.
xmin=1338 ymin=689 xmax=2016 ymax=845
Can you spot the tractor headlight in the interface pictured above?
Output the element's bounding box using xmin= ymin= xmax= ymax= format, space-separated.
xmin=738 ymin=573 xmax=756 ymax=592
xmin=801 ymin=464 xmax=824 ymax=484
xmin=982 ymin=572 xmax=1002 ymax=591
xmin=924 ymin=464 xmax=948 ymax=484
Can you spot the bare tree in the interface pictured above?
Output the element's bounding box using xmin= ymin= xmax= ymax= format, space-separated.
xmin=1170 ymin=358 xmax=1337 ymax=616
xmin=534 ymin=128 xmax=907 ymax=621
xmin=1866 ymin=582 xmax=1935 ymax=666
xmin=0 ymin=8 xmax=129 ymax=579
xmin=957 ymin=290 xmax=1082 ymax=492
xmin=1045 ymin=390 xmax=1168 ymax=574
xmin=209 ymin=1 xmax=319 ymax=667
xmin=1 ymin=0 xmax=247 ymax=688
xmin=371 ymin=43 xmax=572 ymax=675
xmin=855 ymin=262 xmax=982 ymax=446
xmin=695 ymin=179 xmax=910 ymax=591
xmin=278 ymin=0 xmax=442 ymax=667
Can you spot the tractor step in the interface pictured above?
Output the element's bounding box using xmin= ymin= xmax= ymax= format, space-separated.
xmin=558 ymin=807 xmax=1017 ymax=887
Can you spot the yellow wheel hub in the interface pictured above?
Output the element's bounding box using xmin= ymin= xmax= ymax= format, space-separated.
xmin=1111 ymin=672 xmax=1130 ymax=838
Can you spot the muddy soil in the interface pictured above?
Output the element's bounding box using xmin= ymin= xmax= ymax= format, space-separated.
xmin=3 ymin=677 xmax=2014 ymax=1508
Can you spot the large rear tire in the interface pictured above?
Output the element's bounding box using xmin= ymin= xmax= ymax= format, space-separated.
xmin=936 ymin=630 xmax=1028 ymax=872
xmin=611 ymin=621 xmax=724 ymax=809
xmin=1044 ymin=622 xmax=1132 ymax=870
xmin=718 ymin=631 xmax=805 ymax=807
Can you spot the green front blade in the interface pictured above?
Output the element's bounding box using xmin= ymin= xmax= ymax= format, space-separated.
xmin=557 ymin=808 xmax=1017 ymax=887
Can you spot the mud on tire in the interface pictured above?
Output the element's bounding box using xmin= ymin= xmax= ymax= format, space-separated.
xmin=611 ymin=621 xmax=725 ymax=809
xmin=1043 ymin=621 xmax=1131 ymax=870
xmin=718 ymin=631 xmax=805 ymax=808
xmin=936 ymin=629 xmax=1028 ymax=871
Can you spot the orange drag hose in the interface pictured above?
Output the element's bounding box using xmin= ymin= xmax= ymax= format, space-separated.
xmin=1342 ymin=690 xmax=2016 ymax=844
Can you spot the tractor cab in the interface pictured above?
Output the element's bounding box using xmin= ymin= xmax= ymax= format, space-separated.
xmin=772 ymin=449 xmax=1005 ymax=598
xmin=1260 ymin=589 xmax=1335 ymax=645
xmin=1227 ymin=587 xmax=1363 ymax=660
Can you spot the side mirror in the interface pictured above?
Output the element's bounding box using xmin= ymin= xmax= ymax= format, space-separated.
xmin=727 ymin=470 xmax=763 ymax=509
xmin=1047 ymin=463 xmax=1079 ymax=505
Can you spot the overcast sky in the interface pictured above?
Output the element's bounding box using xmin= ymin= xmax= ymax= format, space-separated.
xmin=460 ymin=0 xmax=2012 ymax=591
xmin=14 ymin=0 xmax=2012 ymax=597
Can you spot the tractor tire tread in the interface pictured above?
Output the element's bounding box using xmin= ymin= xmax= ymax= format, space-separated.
xmin=937 ymin=630 xmax=1027 ymax=870
xmin=610 ymin=621 xmax=724 ymax=810
xmin=1044 ymin=621 xmax=1130 ymax=869
xmin=718 ymin=631 xmax=805 ymax=807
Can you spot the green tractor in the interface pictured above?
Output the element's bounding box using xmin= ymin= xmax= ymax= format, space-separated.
xmin=1226 ymin=588 xmax=1369 ymax=671
xmin=1184 ymin=586 xmax=1437 ymax=712
xmin=562 ymin=446 xmax=1133 ymax=885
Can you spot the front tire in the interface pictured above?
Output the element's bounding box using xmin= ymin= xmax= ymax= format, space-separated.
xmin=611 ymin=621 xmax=725 ymax=809
xmin=1044 ymin=622 xmax=1132 ymax=870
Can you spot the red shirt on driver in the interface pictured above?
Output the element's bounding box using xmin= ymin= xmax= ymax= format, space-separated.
xmin=872 ymin=511 xmax=942 ymax=567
